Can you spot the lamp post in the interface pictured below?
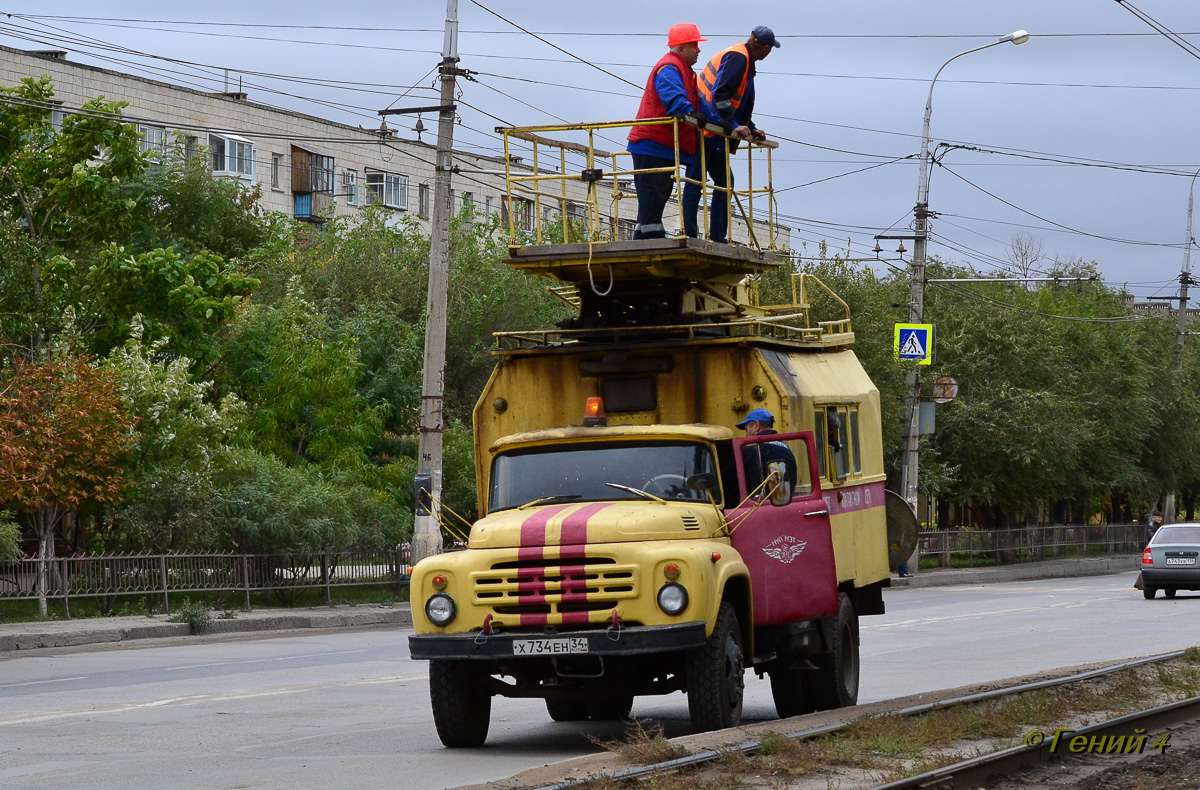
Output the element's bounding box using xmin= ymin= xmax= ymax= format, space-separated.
xmin=899 ymin=30 xmax=1029 ymax=566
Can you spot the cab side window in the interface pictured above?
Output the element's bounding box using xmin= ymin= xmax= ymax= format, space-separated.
xmin=815 ymin=404 xmax=862 ymax=484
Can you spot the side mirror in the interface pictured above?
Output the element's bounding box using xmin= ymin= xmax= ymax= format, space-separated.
xmin=686 ymin=472 xmax=718 ymax=493
xmin=766 ymin=462 xmax=791 ymax=507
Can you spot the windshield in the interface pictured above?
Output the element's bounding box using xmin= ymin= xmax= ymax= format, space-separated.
xmin=489 ymin=441 xmax=720 ymax=511
xmin=1153 ymin=526 xmax=1200 ymax=544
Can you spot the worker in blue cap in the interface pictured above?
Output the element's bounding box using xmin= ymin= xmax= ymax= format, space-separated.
xmin=736 ymin=407 xmax=797 ymax=499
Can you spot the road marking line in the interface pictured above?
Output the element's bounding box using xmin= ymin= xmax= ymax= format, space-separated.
xmin=0 ymin=676 xmax=88 ymax=689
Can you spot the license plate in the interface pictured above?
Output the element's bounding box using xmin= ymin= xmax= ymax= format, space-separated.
xmin=512 ymin=637 xmax=589 ymax=656
xmin=1165 ymin=557 xmax=1197 ymax=566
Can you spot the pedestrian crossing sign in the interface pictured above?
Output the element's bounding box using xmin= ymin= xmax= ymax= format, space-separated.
xmin=894 ymin=323 xmax=934 ymax=365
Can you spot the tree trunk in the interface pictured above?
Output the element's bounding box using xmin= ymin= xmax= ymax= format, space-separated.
xmin=35 ymin=504 xmax=63 ymax=619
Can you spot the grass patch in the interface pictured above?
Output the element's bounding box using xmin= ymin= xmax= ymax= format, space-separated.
xmin=588 ymin=717 xmax=689 ymax=766
xmin=168 ymin=598 xmax=213 ymax=633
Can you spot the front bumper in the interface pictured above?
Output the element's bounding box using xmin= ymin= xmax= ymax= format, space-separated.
xmin=1142 ymin=568 xmax=1200 ymax=587
xmin=409 ymin=621 xmax=707 ymax=660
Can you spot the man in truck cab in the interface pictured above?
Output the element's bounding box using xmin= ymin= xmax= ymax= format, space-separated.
xmin=737 ymin=407 xmax=797 ymax=498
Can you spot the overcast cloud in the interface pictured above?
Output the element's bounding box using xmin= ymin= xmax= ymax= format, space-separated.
xmin=4 ymin=1 xmax=1200 ymax=298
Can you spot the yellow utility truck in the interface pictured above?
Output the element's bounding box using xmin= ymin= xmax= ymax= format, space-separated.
xmin=408 ymin=121 xmax=892 ymax=748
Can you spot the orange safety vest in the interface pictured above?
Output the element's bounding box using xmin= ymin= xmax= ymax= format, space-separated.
xmin=698 ymin=43 xmax=751 ymax=129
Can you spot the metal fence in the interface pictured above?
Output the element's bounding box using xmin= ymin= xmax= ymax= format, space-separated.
xmin=917 ymin=523 xmax=1144 ymax=568
xmin=0 ymin=550 xmax=411 ymax=615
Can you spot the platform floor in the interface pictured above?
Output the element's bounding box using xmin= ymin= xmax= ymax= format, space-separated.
xmin=507 ymin=236 xmax=779 ymax=283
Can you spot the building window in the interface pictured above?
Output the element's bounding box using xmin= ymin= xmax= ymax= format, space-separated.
xmin=566 ymin=202 xmax=586 ymax=223
xmin=343 ymin=169 xmax=358 ymax=205
xmin=617 ymin=218 xmax=636 ymax=240
xmin=184 ymin=135 xmax=197 ymax=160
xmin=209 ymin=132 xmax=255 ymax=179
xmin=485 ymin=195 xmax=494 ymax=215
xmin=48 ymin=102 xmax=66 ymax=133
xmin=137 ymin=124 xmax=166 ymax=160
xmin=461 ymin=191 xmax=473 ymax=211
xmin=271 ymin=153 xmax=282 ymax=190
xmin=366 ymin=169 xmax=408 ymax=210
xmin=418 ymin=183 xmax=430 ymax=216
xmin=501 ymin=196 xmax=533 ymax=231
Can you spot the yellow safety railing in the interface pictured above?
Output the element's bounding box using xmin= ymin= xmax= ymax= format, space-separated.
xmin=496 ymin=117 xmax=779 ymax=251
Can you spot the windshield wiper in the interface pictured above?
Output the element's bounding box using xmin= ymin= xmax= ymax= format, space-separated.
xmin=605 ymin=482 xmax=667 ymax=504
xmin=516 ymin=494 xmax=582 ymax=510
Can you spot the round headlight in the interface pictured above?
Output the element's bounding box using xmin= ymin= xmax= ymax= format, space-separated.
xmin=425 ymin=593 xmax=457 ymax=626
xmin=657 ymin=583 xmax=689 ymax=615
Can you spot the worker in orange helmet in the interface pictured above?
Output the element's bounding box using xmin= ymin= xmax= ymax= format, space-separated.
xmin=683 ymin=26 xmax=779 ymax=244
xmin=626 ymin=23 xmax=709 ymax=240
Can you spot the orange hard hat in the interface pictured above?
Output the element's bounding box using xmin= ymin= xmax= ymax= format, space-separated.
xmin=668 ymin=23 xmax=707 ymax=47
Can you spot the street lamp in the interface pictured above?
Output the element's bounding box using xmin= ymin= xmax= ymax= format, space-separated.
xmin=899 ymin=30 xmax=1029 ymax=563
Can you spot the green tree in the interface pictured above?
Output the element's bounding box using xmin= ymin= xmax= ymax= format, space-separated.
xmin=102 ymin=317 xmax=245 ymax=552
xmin=0 ymin=76 xmax=145 ymax=350
xmin=45 ymin=244 xmax=259 ymax=366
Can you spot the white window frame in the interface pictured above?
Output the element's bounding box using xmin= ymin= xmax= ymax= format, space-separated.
xmin=208 ymin=131 xmax=256 ymax=181
xmin=366 ymin=169 xmax=408 ymax=210
xmin=343 ymin=169 xmax=359 ymax=205
xmin=271 ymin=153 xmax=282 ymax=190
xmin=418 ymin=183 xmax=430 ymax=216
xmin=137 ymin=123 xmax=166 ymax=160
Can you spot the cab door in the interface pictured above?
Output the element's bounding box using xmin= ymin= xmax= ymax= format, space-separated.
xmin=728 ymin=431 xmax=839 ymax=626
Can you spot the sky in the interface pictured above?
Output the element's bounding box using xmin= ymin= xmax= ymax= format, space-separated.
xmin=4 ymin=1 xmax=1200 ymax=301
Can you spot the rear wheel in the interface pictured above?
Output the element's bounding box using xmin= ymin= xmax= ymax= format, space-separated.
xmin=809 ymin=592 xmax=860 ymax=711
xmin=429 ymin=660 xmax=491 ymax=748
xmin=687 ymin=602 xmax=745 ymax=732
xmin=1144 ymin=586 xmax=1157 ymax=600
xmin=769 ymin=666 xmax=816 ymax=719
xmin=545 ymin=697 xmax=589 ymax=722
xmin=1165 ymin=588 xmax=1178 ymax=599
xmin=587 ymin=694 xmax=634 ymax=720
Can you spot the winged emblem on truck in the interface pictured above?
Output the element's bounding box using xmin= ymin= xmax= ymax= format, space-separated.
xmin=763 ymin=538 xmax=807 ymax=564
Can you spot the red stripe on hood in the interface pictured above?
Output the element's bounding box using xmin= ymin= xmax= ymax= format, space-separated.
xmin=558 ymin=503 xmax=611 ymax=560
xmin=518 ymin=505 xmax=572 ymax=562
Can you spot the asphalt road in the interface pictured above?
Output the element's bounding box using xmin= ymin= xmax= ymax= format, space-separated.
xmin=1 ymin=571 xmax=1195 ymax=790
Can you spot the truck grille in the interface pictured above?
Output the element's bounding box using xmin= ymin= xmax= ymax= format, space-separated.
xmin=471 ymin=556 xmax=638 ymax=619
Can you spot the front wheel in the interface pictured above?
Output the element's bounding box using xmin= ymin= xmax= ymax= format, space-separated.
xmin=809 ymin=592 xmax=859 ymax=711
xmin=687 ymin=602 xmax=745 ymax=732
xmin=429 ymin=660 xmax=491 ymax=747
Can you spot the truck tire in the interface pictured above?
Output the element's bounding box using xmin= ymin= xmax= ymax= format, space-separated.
xmin=587 ymin=694 xmax=634 ymax=720
xmin=809 ymin=592 xmax=859 ymax=711
xmin=429 ymin=660 xmax=492 ymax=747
xmin=545 ymin=698 xmax=589 ymax=722
xmin=686 ymin=602 xmax=745 ymax=732
xmin=769 ymin=667 xmax=816 ymax=719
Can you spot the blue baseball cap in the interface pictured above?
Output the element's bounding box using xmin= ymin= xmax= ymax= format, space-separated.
xmin=752 ymin=26 xmax=781 ymax=49
xmin=736 ymin=408 xmax=775 ymax=427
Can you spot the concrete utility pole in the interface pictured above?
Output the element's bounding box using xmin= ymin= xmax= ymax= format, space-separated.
xmin=413 ymin=0 xmax=462 ymax=566
xmin=898 ymin=31 xmax=1028 ymax=573
xmin=1175 ymin=167 xmax=1200 ymax=369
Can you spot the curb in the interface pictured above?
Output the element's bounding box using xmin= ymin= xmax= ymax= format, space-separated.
xmin=890 ymin=556 xmax=1141 ymax=588
xmin=0 ymin=606 xmax=412 ymax=652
